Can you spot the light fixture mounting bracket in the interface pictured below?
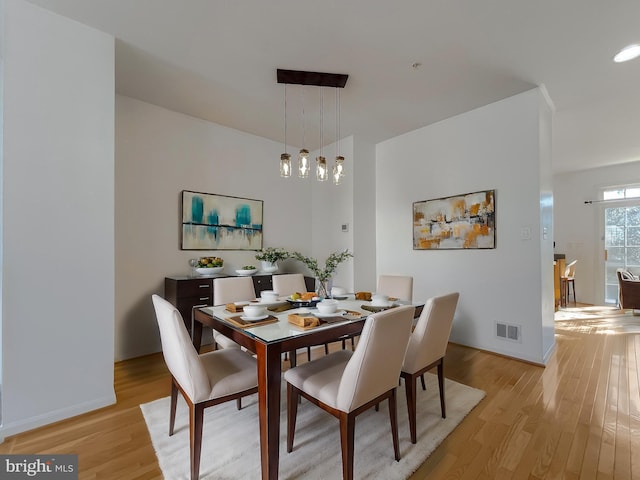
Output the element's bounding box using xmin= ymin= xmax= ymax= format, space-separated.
xmin=277 ymin=69 xmax=348 ymax=88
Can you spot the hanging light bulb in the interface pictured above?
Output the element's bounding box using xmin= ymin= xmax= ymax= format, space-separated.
xmin=298 ymin=86 xmax=310 ymax=178
xmin=332 ymin=155 xmax=344 ymax=184
xmin=280 ymin=153 xmax=291 ymax=177
xmin=280 ymin=84 xmax=291 ymax=177
xmin=298 ymin=149 xmax=310 ymax=178
xmin=333 ymin=88 xmax=345 ymax=185
xmin=317 ymin=156 xmax=328 ymax=181
xmin=316 ymin=87 xmax=328 ymax=181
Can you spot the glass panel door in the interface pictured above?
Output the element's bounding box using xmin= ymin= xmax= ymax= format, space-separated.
xmin=604 ymin=205 xmax=640 ymax=303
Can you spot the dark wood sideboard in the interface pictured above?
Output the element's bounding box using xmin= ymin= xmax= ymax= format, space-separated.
xmin=164 ymin=274 xmax=315 ymax=332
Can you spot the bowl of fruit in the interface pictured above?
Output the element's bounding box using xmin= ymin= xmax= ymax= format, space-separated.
xmin=287 ymin=292 xmax=321 ymax=307
xmin=195 ymin=256 xmax=224 ymax=275
xmin=235 ymin=265 xmax=258 ymax=276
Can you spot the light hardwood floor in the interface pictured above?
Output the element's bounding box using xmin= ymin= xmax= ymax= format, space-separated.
xmin=1 ymin=306 xmax=638 ymax=479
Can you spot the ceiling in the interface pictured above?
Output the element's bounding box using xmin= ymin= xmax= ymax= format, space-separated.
xmin=25 ymin=0 xmax=640 ymax=174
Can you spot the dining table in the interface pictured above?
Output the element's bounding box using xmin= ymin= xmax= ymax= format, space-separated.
xmin=192 ymin=297 xmax=423 ymax=480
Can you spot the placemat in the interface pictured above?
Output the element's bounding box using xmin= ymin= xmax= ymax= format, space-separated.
xmin=289 ymin=310 xmax=364 ymax=330
xmin=268 ymin=303 xmax=293 ymax=313
xmin=361 ymin=304 xmax=398 ymax=313
xmin=226 ymin=315 xmax=278 ymax=329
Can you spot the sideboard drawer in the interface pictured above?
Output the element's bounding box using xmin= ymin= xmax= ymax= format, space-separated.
xmin=173 ymin=278 xmax=213 ymax=297
xmin=165 ymin=277 xmax=214 ymax=332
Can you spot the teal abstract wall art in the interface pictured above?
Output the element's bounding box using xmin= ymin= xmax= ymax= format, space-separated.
xmin=181 ymin=190 xmax=263 ymax=250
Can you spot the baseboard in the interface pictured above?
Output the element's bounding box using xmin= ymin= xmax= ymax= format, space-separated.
xmin=0 ymin=393 xmax=116 ymax=439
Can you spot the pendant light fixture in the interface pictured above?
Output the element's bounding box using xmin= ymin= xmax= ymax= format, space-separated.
xmin=298 ymin=86 xmax=310 ymax=178
xmin=279 ymin=83 xmax=291 ymax=177
xmin=333 ymin=88 xmax=344 ymax=185
xmin=277 ymin=69 xmax=348 ymax=185
xmin=316 ymin=87 xmax=328 ymax=181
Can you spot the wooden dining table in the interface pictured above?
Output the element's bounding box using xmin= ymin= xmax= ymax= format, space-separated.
xmin=192 ymin=298 xmax=422 ymax=480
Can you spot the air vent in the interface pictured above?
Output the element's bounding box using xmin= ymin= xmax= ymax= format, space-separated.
xmin=496 ymin=322 xmax=521 ymax=343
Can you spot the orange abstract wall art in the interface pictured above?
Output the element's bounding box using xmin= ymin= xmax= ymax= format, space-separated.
xmin=413 ymin=190 xmax=495 ymax=249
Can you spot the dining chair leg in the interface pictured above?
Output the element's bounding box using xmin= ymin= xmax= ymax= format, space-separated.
xmin=307 ymin=347 xmax=312 ymax=361
xmin=287 ymin=383 xmax=299 ymax=453
xmin=404 ymin=373 xmax=418 ymax=444
xmin=339 ymin=412 xmax=356 ymax=480
xmin=169 ymin=379 xmax=178 ymax=435
xmin=236 ymin=398 xmax=242 ymax=410
xmin=388 ymin=389 xmax=401 ymax=461
xmin=190 ymin=403 xmax=205 ymax=480
xmin=420 ymin=373 xmax=426 ymax=391
xmin=289 ymin=351 xmax=297 ymax=368
xmin=437 ymin=359 xmax=446 ymax=418
xmin=324 ymin=343 xmax=329 ymax=355
xmin=350 ymin=337 xmax=355 ymax=351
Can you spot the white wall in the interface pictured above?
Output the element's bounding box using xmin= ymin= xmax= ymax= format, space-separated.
xmin=376 ymin=88 xmax=554 ymax=364
xmin=1 ymin=0 xmax=115 ymax=437
xmin=353 ymin=137 xmax=377 ymax=292
xmin=308 ymin=136 xmax=356 ymax=292
xmin=554 ymin=160 xmax=640 ymax=304
xmin=115 ymin=96 xmax=318 ymax=360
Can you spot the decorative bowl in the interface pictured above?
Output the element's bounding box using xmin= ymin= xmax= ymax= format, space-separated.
xmin=287 ymin=297 xmax=321 ymax=308
xmin=261 ymin=290 xmax=280 ymax=301
xmin=371 ymin=294 xmax=390 ymax=306
xmin=243 ymin=304 xmax=268 ymax=318
xmin=196 ymin=267 xmax=224 ymax=275
xmin=236 ymin=268 xmax=258 ymax=276
xmin=317 ymin=299 xmax=339 ymax=314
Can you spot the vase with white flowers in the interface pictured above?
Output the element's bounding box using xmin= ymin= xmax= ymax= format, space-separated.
xmin=291 ymin=249 xmax=353 ymax=298
xmin=255 ymin=247 xmax=290 ymax=273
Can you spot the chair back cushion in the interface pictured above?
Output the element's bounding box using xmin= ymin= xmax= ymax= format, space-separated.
xmin=336 ymin=305 xmax=414 ymax=412
xmin=377 ymin=275 xmax=414 ymax=302
xmin=564 ymin=260 xmax=577 ymax=278
xmin=402 ymin=292 xmax=459 ymax=375
xmin=213 ymin=276 xmax=257 ymax=305
xmin=151 ymin=295 xmax=210 ymax=402
xmin=272 ymin=273 xmax=307 ymax=296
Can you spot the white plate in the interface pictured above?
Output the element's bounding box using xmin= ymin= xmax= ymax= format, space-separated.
xmin=240 ymin=314 xmax=269 ymax=321
xmin=249 ymin=298 xmax=286 ymax=307
xmin=371 ymin=301 xmax=395 ymax=307
xmin=314 ymin=310 xmax=346 ymax=318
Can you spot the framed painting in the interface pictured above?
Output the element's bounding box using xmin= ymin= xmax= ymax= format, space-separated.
xmin=413 ymin=189 xmax=495 ymax=250
xmin=181 ymin=190 xmax=263 ymax=250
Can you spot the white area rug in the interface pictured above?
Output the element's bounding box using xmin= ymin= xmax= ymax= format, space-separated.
xmin=141 ymin=374 xmax=485 ymax=480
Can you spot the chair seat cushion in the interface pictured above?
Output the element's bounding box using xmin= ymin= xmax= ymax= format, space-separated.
xmin=200 ymin=349 xmax=258 ymax=401
xmin=284 ymin=350 xmax=353 ymax=409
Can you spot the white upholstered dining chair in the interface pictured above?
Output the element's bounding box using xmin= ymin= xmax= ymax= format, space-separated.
xmin=377 ymin=274 xmax=414 ymax=301
xmin=211 ymin=276 xmax=257 ymax=350
xmin=151 ymin=294 xmax=258 ymax=480
xmin=341 ymin=274 xmax=414 ymax=351
xmin=284 ymin=305 xmax=415 ymax=480
xmin=400 ymin=292 xmax=459 ymax=443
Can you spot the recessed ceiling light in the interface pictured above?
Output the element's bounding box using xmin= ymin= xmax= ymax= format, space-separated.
xmin=614 ymin=44 xmax=640 ymax=63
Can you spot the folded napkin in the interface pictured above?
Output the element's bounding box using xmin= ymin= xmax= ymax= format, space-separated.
xmin=225 ymin=302 xmax=249 ymax=313
xmin=288 ymin=313 xmax=320 ymax=328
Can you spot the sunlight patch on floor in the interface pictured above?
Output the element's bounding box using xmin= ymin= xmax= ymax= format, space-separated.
xmin=554 ymin=305 xmax=640 ymax=335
